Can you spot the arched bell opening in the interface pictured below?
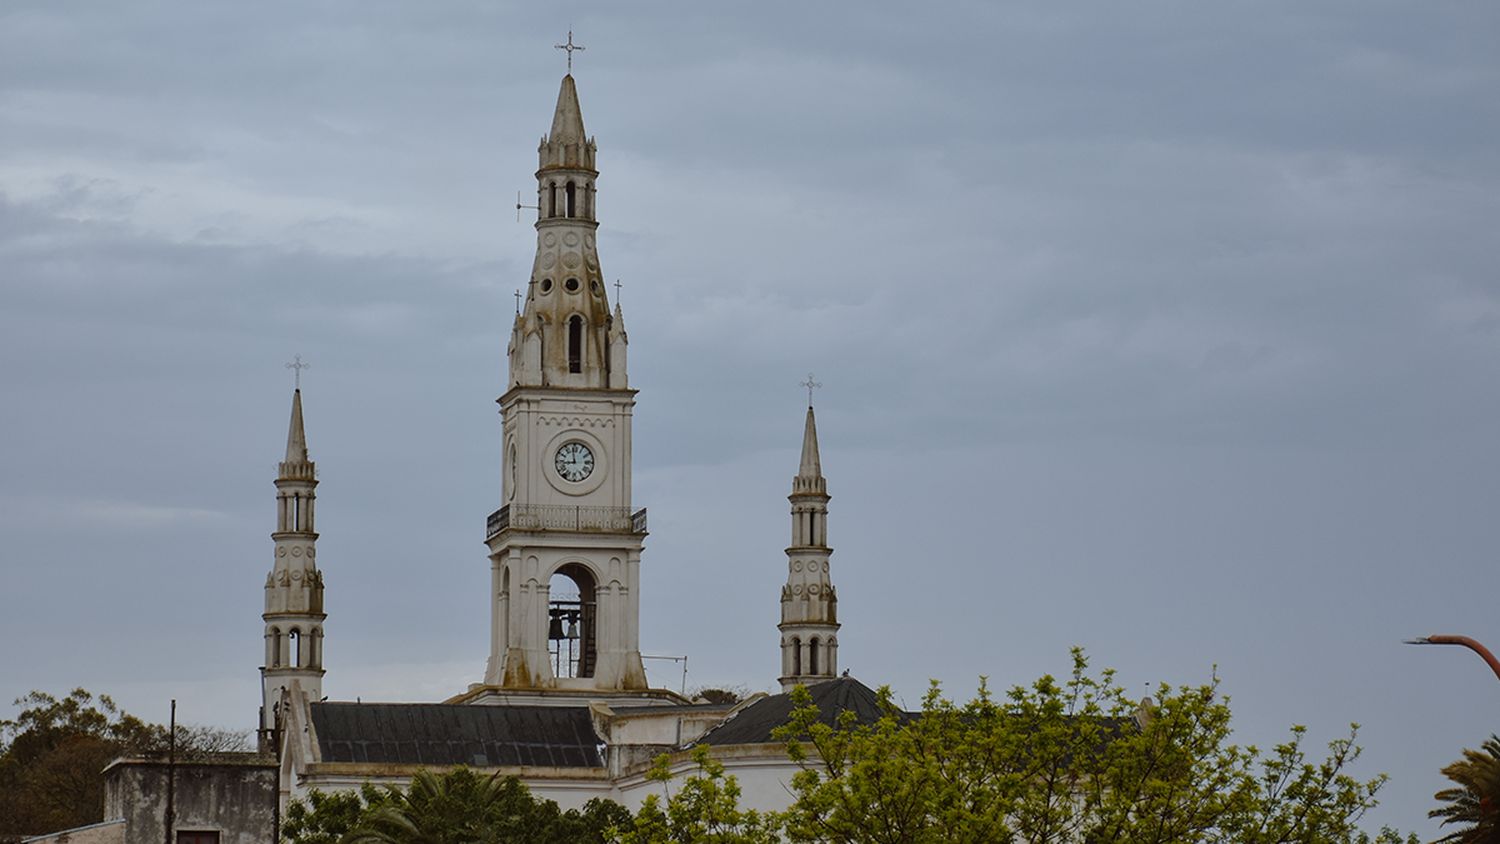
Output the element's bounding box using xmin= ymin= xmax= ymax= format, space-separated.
xmin=548 ymin=563 xmax=597 ymax=679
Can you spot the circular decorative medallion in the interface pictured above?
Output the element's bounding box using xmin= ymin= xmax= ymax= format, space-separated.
xmin=794 ymin=584 xmax=804 ymax=595
xmin=563 ymin=231 xmax=581 ymax=247
xmin=277 ymin=547 xmax=286 ymax=557
xmin=562 ymin=252 xmax=581 ymax=269
xmin=586 ymin=252 xmax=598 ymax=269
xmin=793 ymin=561 xmax=803 ymax=572
xmin=543 ymin=232 xmax=557 ymax=247
xmin=542 ymin=253 xmax=557 ymax=269
xmin=584 ymin=234 xmax=595 ymax=249
xmin=292 ymin=547 xmax=302 ymax=557
xmin=809 ymin=584 xmax=820 ymax=594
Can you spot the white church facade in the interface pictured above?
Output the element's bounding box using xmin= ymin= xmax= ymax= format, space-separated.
xmin=260 ymin=71 xmax=872 ymax=815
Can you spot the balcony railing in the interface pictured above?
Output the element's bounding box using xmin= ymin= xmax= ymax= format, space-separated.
xmin=487 ymin=504 xmax=647 ymax=540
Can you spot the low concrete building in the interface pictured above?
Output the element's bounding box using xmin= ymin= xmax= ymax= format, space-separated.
xmin=26 ymin=755 xmax=276 ymax=844
xmin=103 ymin=756 xmax=277 ymax=844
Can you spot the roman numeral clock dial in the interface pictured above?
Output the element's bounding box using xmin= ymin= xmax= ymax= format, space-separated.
xmin=554 ymin=442 xmax=595 ymax=483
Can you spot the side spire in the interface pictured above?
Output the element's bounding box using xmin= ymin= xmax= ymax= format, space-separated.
xmin=780 ymin=398 xmax=839 ymax=691
xmin=263 ymin=384 xmax=326 ymax=749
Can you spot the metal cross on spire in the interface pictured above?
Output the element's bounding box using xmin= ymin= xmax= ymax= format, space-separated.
xmin=800 ymin=372 xmax=822 ymax=407
xmin=555 ymin=30 xmax=585 ymax=73
xmin=514 ymin=289 xmax=522 ymax=314
xmin=613 ymin=279 xmax=622 ymax=302
xmin=286 ymin=355 xmax=310 ymax=389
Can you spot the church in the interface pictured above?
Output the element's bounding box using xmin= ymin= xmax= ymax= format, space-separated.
xmin=258 ymin=70 xmax=876 ymax=817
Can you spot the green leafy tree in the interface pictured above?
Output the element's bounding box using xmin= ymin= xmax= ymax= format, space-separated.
xmin=690 ymin=686 xmax=751 ymax=706
xmin=0 ymin=688 xmax=250 ymax=840
xmin=1430 ymin=734 xmax=1500 ymax=843
xmin=619 ymin=746 xmax=780 ymax=844
xmin=765 ymin=650 xmax=1413 ymax=844
xmin=283 ymin=767 xmax=627 ymax=844
xmin=282 ymin=785 xmax=389 ymax=844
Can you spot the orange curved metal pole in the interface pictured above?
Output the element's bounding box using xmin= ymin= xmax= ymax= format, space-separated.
xmin=1409 ymin=635 xmax=1500 ymax=683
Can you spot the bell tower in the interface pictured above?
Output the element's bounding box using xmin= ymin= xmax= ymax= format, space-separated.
xmin=260 ymin=387 xmax=326 ymax=746
xmin=779 ymin=402 xmax=840 ymax=691
xmin=484 ymin=73 xmax=648 ymax=691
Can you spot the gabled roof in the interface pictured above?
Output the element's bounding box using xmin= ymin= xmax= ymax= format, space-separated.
xmin=310 ymin=702 xmax=604 ymax=768
xmin=697 ymin=677 xmax=896 ymax=746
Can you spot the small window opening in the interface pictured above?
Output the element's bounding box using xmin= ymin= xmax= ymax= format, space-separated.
xmin=568 ymin=315 xmax=584 ymax=373
xmin=539 ymin=278 xmax=553 ymax=294
xmin=565 ymin=181 xmax=577 ymax=217
xmin=792 ymin=637 xmax=802 ymax=675
xmin=548 ymin=183 xmax=558 ymax=218
xmin=810 ymin=637 xmax=820 ymax=675
xmin=288 ymin=629 xmax=302 ymax=669
xmin=564 ymin=277 xmax=580 ymax=293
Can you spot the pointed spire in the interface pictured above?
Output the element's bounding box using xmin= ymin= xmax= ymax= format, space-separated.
xmin=539 ymin=74 xmax=595 ymax=173
xmin=798 ymin=406 xmax=822 ymax=480
xmin=285 ymin=389 xmax=308 ymax=463
xmin=549 ymin=74 xmax=587 ymax=146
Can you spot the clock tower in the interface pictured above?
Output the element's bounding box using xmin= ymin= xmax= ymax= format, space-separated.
xmin=483 ymin=73 xmax=648 ymax=691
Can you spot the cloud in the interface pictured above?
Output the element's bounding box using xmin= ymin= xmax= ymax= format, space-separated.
xmin=2 ymin=3 xmax=1498 ymax=834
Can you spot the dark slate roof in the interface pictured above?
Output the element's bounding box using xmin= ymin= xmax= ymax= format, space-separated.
xmin=310 ymin=702 xmax=604 ymax=768
xmin=697 ymin=676 xmax=896 ymax=746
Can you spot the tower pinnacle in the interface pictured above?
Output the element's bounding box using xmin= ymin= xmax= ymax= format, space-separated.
xmin=284 ymin=388 xmax=309 ymax=466
xmin=797 ymin=406 xmax=823 ymax=485
xmin=548 ymin=74 xmax=587 ymax=148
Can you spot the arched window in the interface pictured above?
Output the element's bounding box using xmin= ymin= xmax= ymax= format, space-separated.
xmin=568 ymin=315 xmax=584 ymax=373
xmin=270 ymin=628 xmax=282 ymax=668
xmin=288 ymin=628 xmax=302 ymax=669
xmin=548 ymin=563 xmax=598 ymax=679
xmin=565 ymin=181 xmax=577 ymax=217
xmin=499 ymin=566 xmax=511 ymax=651
xmin=810 ymin=637 xmax=820 ymax=675
xmin=549 ymin=182 xmax=558 ymax=217
xmin=792 ymin=637 xmax=802 ymax=676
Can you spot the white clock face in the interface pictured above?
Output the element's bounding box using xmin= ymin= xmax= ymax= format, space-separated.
xmin=554 ymin=442 xmax=595 ymax=482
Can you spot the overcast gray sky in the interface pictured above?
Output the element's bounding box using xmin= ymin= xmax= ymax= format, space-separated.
xmin=2 ymin=1 xmax=1498 ymax=833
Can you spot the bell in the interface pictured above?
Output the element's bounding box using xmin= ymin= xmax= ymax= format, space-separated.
xmin=548 ymin=612 xmax=565 ymax=640
xmin=566 ymin=616 xmax=580 ymax=640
